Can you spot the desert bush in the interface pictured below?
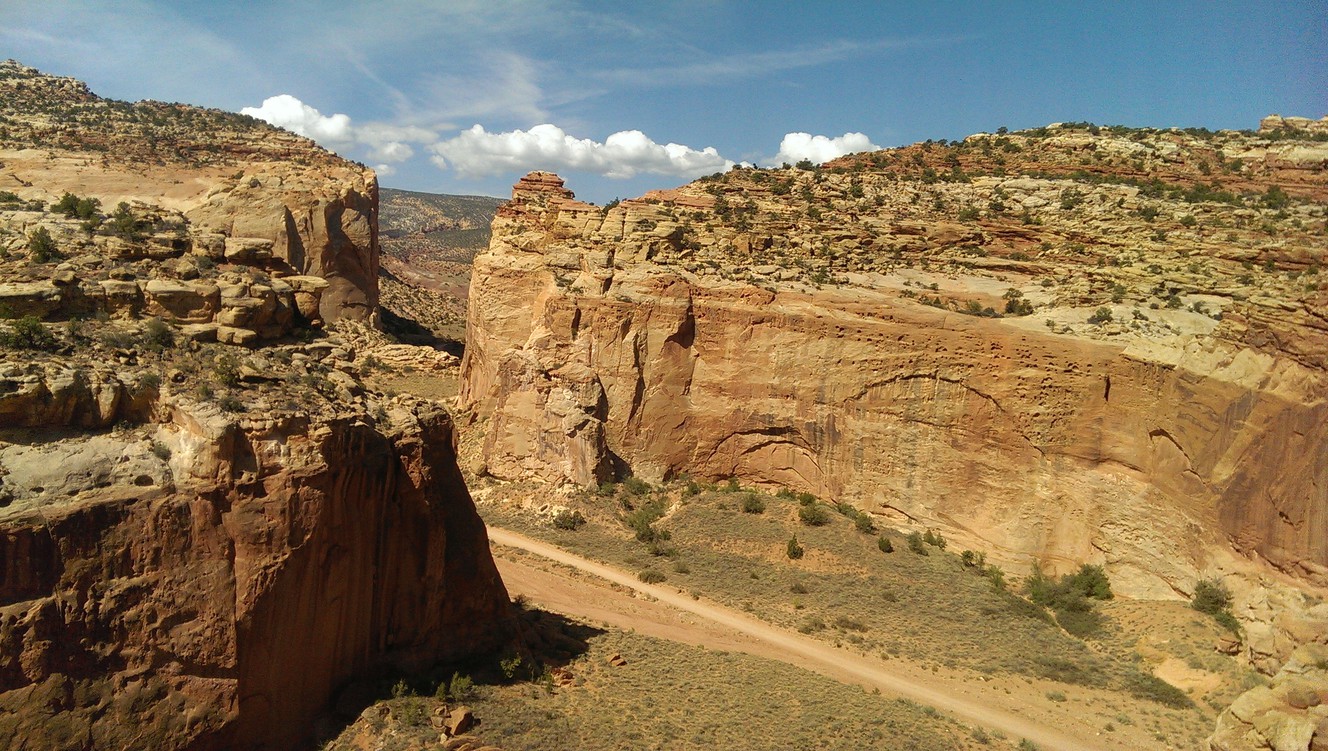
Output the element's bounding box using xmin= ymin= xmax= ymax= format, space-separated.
xmin=551 ymin=509 xmax=585 ymax=530
xmin=623 ymin=476 xmax=651 ymax=495
xmin=740 ymin=494 xmax=766 ymax=514
xmin=27 ymin=226 xmax=57 ymax=262
xmin=786 ymin=535 xmax=804 ymax=560
xmin=1123 ymin=672 xmax=1192 ymax=708
xmin=853 ymin=512 xmax=875 ymax=533
xmin=833 ymin=615 xmax=868 ymax=632
xmin=142 ymin=317 xmax=174 ymax=350
xmin=624 ymin=502 xmax=668 ymax=543
xmin=877 ymin=535 xmax=894 ymax=553
xmin=0 ymin=315 xmax=58 ymax=350
xmin=438 ymin=672 xmax=474 ymax=702
xmin=798 ymin=504 xmax=829 ymax=526
xmin=922 ymin=529 xmax=946 ymax=549
xmin=1192 ymin=578 xmax=1240 ymax=633
xmin=1191 ymin=578 xmax=1231 ymax=615
xmin=214 ymin=352 xmax=241 ymax=387
xmin=907 ymin=531 xmax=928 ymax=555
xmin=638 ymin=568 xmax=666 ymax=584
xmin=1088 ymin=307 xmax=1113 ymax=325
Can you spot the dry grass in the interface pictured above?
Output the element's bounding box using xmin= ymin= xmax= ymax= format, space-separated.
xmin=480 ymin=480 xmax=1244 ymax=748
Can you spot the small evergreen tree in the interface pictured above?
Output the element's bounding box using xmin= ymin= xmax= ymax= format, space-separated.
xmin=786 ymin=535 xmax=804 ymax=560
xmin=27 ymin=226 xmax=57 ymax=263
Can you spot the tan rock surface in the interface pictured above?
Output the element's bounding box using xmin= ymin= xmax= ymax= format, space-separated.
xmin=461 ymin=121 xmax=1328 ymax=660
xmin=1209 ymin=644 xmax=1328 ymax=750
xmin=0 ymin=60 xmax=378 ymax=325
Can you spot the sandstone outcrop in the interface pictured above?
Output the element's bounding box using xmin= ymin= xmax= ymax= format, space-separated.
xmin=1209 ymin=644 xmax=1328 ymax=751
xmin=0 ymin=350 xmax=512 ymax=751
xmin=0 ymin=60 xmax=378 ymax=325
xmin=461 ymin=120 xmax=1328 ymax=664
xmin=0 ymin=61 xmax=512 ymax=750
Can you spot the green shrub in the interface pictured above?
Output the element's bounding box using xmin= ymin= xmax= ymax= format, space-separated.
xmin=1192 ymin=579 xmax=1240 ymax=633
xmin=638 ymin=568 xmax=666 ymax=584
xmin=1213 ymin=610 xmax=1241 ymax=635
xmin=1066 ymin=564 xmax=1113 ymax=600
xmin=0 ymin=315 xmax=58 ymax=350
xmin=27 ymin=226 xmax=57 ymax=262
xmin=623 ymin=476 xmax=652 ymax=495
xmin=798 ymin=504 xmax=830 ymax=526
xmin=922 ymin=529 xmax=946 ymax=549
xmin=142 ymin=316 xmax=174 ymax=350
xmin=1056 ymin=608 xmax=1107 ymax=639
xmin=877 ymin=535 xmax=894 ymax=553
xmin=1088 ymin=307 xmax=1113 ymax=325
xmin=552 ymin=509 xmax=585 ymax=530
xmin=1124 ymin=672 xmax=1193 ymax=708
xmin=907 ymin=531 xmax=928 ymax=555
xmin=853 ymin=513 xmax=875 ymax=533
xmin=833 ymin=616 xmax=867 ymax=632
xmin=1191 ymin=578 xmax=1231 ymax=615
xmin=786 ymin=535 xmax=804 ymax=560
xmin=218 ymin=395 xmax=244 ymax=413
xmin=740 ymin=494 xmax=766 ymax=514
xmin=797 ymin=616 xmax=824 ymax=633
xmin=214 ymin=352 xmax=241 ymax=387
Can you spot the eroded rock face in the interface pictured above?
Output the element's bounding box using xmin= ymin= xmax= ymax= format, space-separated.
xmin=461 ymin=156 xmax=1327 ymax=653
xmin=0 ymin=382 xmax=511 ymax=750
xmin=0 ymin=60 xmax=378 ymax=325
xmin=1208 ymin=644 xmax=1328 ymax=751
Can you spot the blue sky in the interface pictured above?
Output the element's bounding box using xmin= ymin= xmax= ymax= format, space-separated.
xmin=2 ymin=1 xmax=1324 ymax=203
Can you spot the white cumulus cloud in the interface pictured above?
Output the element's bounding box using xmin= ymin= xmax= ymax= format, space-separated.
xmin=430 ymin=123 xmax=733 ymax=179
xmin=241 ymin=94 xmax=354 ymax=145
xmin=241 ymin=95 xmax=434 ymax=165
xmin=771 ymin=131 xmax=879 ymax=166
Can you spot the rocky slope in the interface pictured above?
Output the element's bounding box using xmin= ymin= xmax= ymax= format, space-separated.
xmin=460 ymin=121 xmax=1328 ymax=669
xmin=0 ymin=59 xmax=379 ymax=325
xmin=378 ymin=189 xmax=503 ymax=341
xmin=0 ymin=62 xmax=513 ymax=750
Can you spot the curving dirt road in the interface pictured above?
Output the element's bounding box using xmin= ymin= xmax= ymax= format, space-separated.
xmin=489 ymin=527 xmax=1129 ymax=751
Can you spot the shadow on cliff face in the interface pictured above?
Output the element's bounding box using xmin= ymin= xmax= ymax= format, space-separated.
xmin=378 ymin=302 xmax=464 ymax=357
xmin=318 ymin=600 xmax=601 ymax=744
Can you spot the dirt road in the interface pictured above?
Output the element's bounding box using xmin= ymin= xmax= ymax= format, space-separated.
xmin=490 ymin=527 xmax=1130 ymax=751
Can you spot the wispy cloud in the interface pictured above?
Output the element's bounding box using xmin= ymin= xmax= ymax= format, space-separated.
xmin=595 ymin=37 xmax=946 ymax=88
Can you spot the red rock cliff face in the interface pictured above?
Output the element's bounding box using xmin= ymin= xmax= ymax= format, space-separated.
xmin=0 ymin=396 xmax=511 ymax=750
xmin=460 ymin=166 xmax=1328 ymax=611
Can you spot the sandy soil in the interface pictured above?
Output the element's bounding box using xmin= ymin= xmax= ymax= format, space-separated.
xmin=491 ymin=528 xmax=1160 ymax=751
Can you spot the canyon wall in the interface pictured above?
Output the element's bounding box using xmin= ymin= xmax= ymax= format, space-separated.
xmin=461 ymin=157 xmax=1327 ymax=622
xmin=0 ymin=377 xmax=511 ymax=750
xmin=0 ymin=62 xmax=511 ymax=750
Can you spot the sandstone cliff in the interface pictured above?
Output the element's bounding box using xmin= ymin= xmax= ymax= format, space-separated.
xmin=0 ymin=367 xmax=511 ymax=750
xmin=0 ymin=62 xmax=513 ymax=750
xmin=0 ymin=60 xmax=379 ymax=324
xmin=460 ymin=121 xmax=1328 ymax=666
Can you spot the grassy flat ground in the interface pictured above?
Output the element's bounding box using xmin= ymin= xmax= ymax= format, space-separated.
xmin=473 ymin=478 xmax=1263 ymax=750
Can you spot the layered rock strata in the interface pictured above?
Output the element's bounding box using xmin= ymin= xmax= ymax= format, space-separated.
xmin=0 ymin=365 xmax=511 ymax=750
xmin=0 ymin=60 xmax=378 ymax=326
xmin=461 ymin=120 xmax=1328 ymax=657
